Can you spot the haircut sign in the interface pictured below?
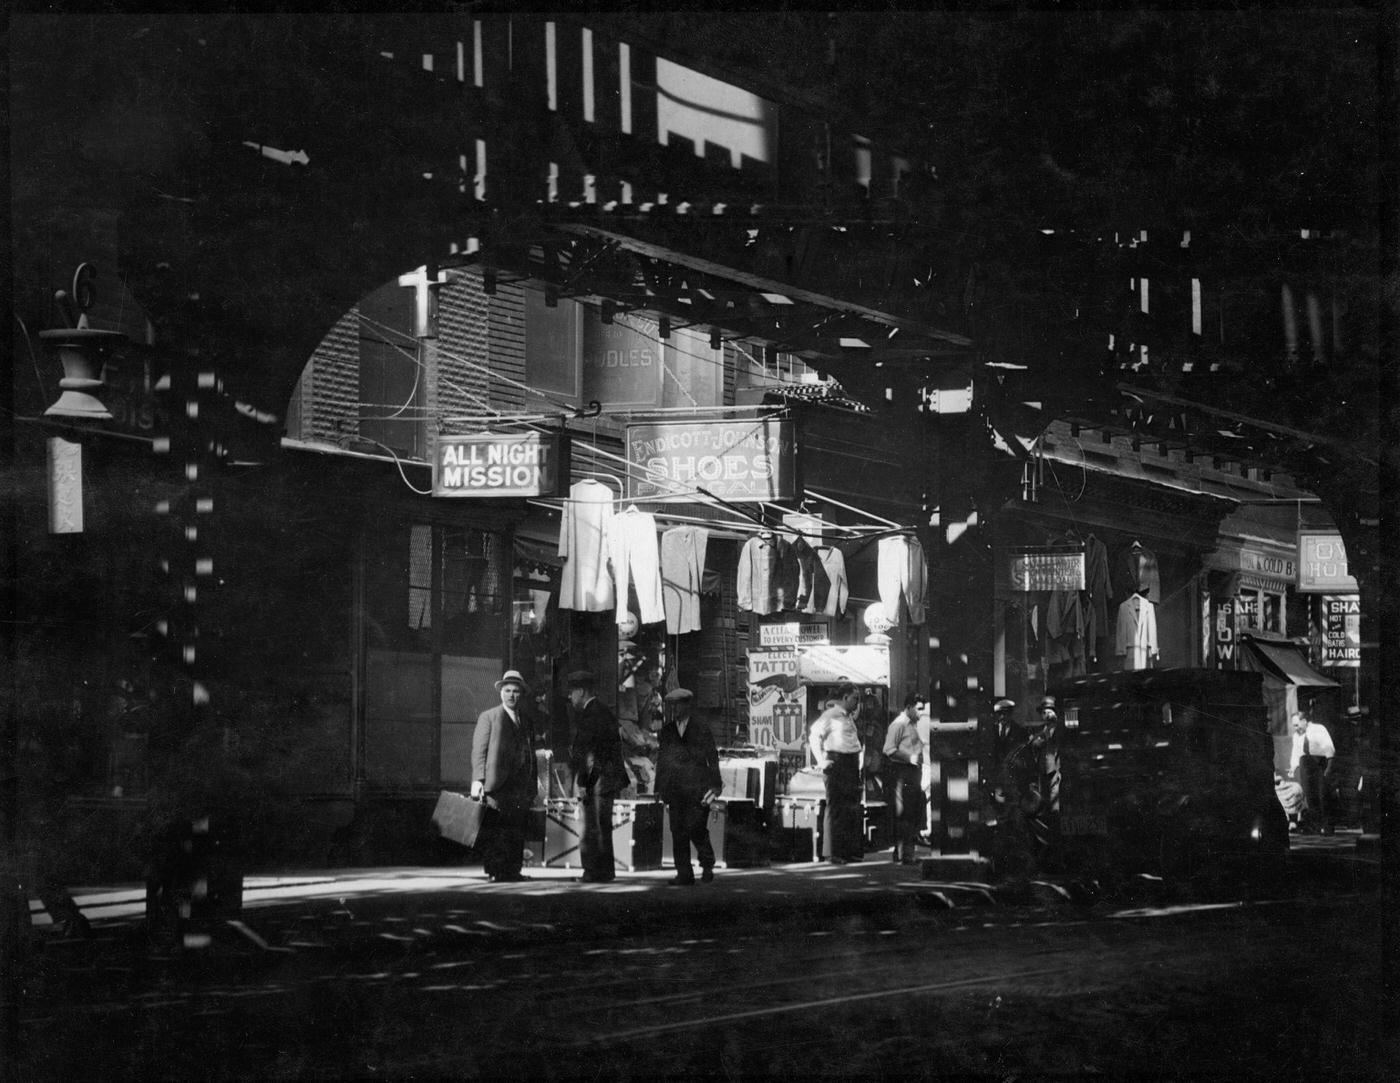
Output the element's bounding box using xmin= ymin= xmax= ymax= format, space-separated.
xmin=626 ymin=420 xmax=795 ymax=501
xmin=1318 ymin=595 xmax=1361 ymax=667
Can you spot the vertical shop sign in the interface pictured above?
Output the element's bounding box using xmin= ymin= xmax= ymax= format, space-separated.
xmin=1319 ymin=595 xmax=1361 ymax=666
xmin=1214 ymin=599 xmax=1237 ymax=667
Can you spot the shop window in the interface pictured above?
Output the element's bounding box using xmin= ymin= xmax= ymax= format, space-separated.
xmin=358 ymin=281 xmax=425 ymax=458
xmin=362 ymin=521 xmax=506 ymax=787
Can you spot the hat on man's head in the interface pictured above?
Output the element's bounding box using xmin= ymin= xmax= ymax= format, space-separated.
xmin=664 ymin=687 xmax=693 ymax=704
xmin=566 ymin=670 xmax=596 ymax=689
xmin=993 ymin=698 xmax=1016 ymax=713
xmin=495 ymin=669 xmax=530 ymax=693
xmin=1037 ymin=696 xmax=1057 ymax=712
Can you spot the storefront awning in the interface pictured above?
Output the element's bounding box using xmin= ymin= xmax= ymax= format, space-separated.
xmin=1243 ymin=640 xmax=1338 ymax=688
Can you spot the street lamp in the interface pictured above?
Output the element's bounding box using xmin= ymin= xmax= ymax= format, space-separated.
xmin=39 ymin=263 xmax=127 ymax=420
xmin=38 ymin=264 xmax=129 ymax=533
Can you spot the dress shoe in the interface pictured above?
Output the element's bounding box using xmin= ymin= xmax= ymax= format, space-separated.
xmin=667 ymin=875 xmax=696 ymax=886
xmin=828 ymin=858 xmax=849 ymax=866
xmin=700 ymin=868 xmax=714 ymax=883
xmin=578 ymin=872 xmax=614 ymax=883
xmin=489 ymin=872 xmax=530 ymax=882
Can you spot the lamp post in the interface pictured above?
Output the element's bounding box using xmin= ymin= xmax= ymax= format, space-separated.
xmin=37 ymin=264 xmax=129 ymax=534
xmin=39 ymin=263 xmax=126 ymax=420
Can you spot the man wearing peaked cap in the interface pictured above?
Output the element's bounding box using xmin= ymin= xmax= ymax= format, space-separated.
xmin=566 ymin=670 xmax=628 ymax=882
xmin=471 ymin=670 xmax=538 ymax=882
xmin=655 ymin=688 xmax=722 ymax=885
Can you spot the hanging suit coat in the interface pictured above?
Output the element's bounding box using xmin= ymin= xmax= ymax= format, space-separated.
xmin=737 ymin=533 xmax=799 ymax=614
xmin=1083 ymin=534 xmax=1113 ymax=647
xmin=1112 ymin=544 xmax=1161 ymax=605
xmin=660 ymin=525 xmax=708 ymax=635
xmin=1115 ymin=594 xmax=1158 ymax=671
xmin=790 ymin=536 xmax=831 ymax=614
xmin=472 ymin=705 xmax=538 ymax=810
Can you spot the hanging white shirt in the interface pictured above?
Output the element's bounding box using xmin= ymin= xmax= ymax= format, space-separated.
xmin=558 ymin=480 xmax=615 ymax=612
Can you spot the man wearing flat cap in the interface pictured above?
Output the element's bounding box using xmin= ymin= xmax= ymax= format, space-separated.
xmin=655 ymin=688 xmax=723 ymax=884
xmin=992 ymin=694 xmax=1061 ymax=870
xmin=471 ymin=670 xmax=538 ymax=882
xmin=567 ymin=670 xmax=629 ymax=882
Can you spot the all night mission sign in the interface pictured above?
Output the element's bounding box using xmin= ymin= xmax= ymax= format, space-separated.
xmin=433 ymin=433 xmax=568 ymax=498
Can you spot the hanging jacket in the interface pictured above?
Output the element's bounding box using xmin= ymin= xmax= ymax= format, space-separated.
xmin=558 ymin=480 xmax=615 ymax=613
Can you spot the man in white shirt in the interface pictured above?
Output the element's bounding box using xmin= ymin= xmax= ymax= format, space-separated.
xmin=808 ymin=683 xmax=864 ymax=864
xmin=883 ymin=693 xmax=927 ymax=864
xmin=1290 ymin=711 xmax=1336 ymax=834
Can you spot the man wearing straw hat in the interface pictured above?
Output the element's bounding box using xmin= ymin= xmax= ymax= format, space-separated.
xmin=471 ymin=669 xmax=539 ymax=882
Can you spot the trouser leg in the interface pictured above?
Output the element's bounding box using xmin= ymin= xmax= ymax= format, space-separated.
xmin=667 ymin=801 xmax=696 ymax=880
xmin=580 ymin=790 xmax=615 ymax=876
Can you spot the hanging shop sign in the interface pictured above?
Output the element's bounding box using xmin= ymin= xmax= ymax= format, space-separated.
xmin=1297 ymin=531 xmax=1358 ymax=593
xmin=433 ymin=432 xmax=569 ymax=498
xmin=1008 ymin=549 xmax=1085 ymax=592
xmin=625 ymin=419 xmax=796 ymax=501
xmin=757 ymin=622 xmax=830 ymax=648
xmin=798 ymin=644 xmax=890 ymax=686
xmin=1318 ymin=595 xmax=1361 ymax=667
xmin=747 ymin=648 xmax=800 ymax=684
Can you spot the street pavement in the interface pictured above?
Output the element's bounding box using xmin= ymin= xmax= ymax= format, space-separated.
xmin=25 ymin=829 xmax=1377 ymax=955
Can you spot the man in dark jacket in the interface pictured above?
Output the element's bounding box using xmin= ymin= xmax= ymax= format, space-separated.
xmin=471 ymin=670 xmax=538 ymax=882
xmin=654 ymin=688 xmax=722 ymax=885
xmin=567 ymin=670 xmax=629 ymax=882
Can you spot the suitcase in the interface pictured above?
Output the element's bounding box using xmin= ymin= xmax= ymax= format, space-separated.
xmin=431 ymin=790 xmax=484 ymax=848
xmin=719 ymin=759 xmax=780 ymax=816
xmin=771 ymin=795 xmax=825 ymax=862
xmin=708 ymin=797 xmax=764 ymax=868
xmin=612 ymin=798 xmax=663 ymax=871
xmin=543 ymin=798 xmax=583 ymax=868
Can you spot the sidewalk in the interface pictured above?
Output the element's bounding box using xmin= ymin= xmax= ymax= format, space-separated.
xmin=27 ymin=829 xmax=1374 ymax=949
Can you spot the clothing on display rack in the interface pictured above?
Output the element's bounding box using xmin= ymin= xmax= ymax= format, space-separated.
xmin=1046 ymin=587 xmax=1087 ymax=675
xmin=1115 ymin=593 xmax=1158 ymax=671
xmin=558 ymin=479 xmax=615 ymax=613
xmin=789 ymin=534 xmax=832 ymax=615
xmin=877 ymin=534 xmax=928 ymax=625
xmin=660 ymin=525 xmax=709 ymax=635
xmin=1083 ymin=532 xmax=1112 ymax=652
xmin=816 ymin=545 xmax=848 ymax=618
xmin=737 ymin=531 xmax=800 ymax=615
xmin=1112 ymin=541 xmax=1161 ymax=604
xmin=610 ymin=505 xmax=665 ymax=626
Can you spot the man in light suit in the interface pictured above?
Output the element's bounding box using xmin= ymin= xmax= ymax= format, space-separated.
xmin=472 ymin=670 xmax=538 ymax=882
